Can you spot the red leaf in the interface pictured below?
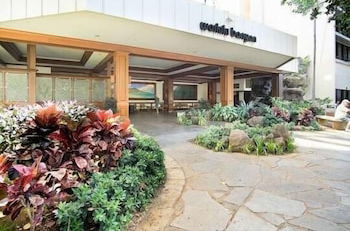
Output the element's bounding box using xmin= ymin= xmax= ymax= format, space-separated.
xmin=74 ymin=157 xmax=88 ymax=169
xmin=50 ymin=168 xmax=67 ymax=181
xmin=29 ymin=195 xmax=44 ymax=206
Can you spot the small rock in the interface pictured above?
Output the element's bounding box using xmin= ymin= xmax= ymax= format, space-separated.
xmin=247 ymin=116 xmax=265 ymax=127
xmin=228 ymin=129 xmax=251 ymax=152
xmin=274 ymin=137 xmax=285 ymax=146
xmin=272 ymin=124 xmax=290 ymax=141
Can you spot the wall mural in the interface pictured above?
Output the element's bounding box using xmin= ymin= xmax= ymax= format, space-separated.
xmin=174 ymin=84 xmax=197 ymax=100
xmin=129 ymin=82 xmax=155 ymax=99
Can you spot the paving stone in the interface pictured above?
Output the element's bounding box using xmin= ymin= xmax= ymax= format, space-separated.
xmin=171 ymin=190 xmax=231 ymax=231
xmin=219 ymin=163 xmax=261 ymax=187
xmin=286 ymin=188 xmax=340 ymax=209
xmin=259 ymin=213 xmax=285 ymax=226
xmin=223 ymin=187 xmax=253 ymax=205
xmin=309 ymin=205 xmax=350 ymax=224
xmin=188 ymin=173 xmax=229 ymax=192
xmin=226 ymin=207 xmax=277 ymax=231
xmin=279 ymin=225 xmax=306 ymax=231
xmin=277 ymin=158 xmax=309 ymax=168
xmin=245 ymin=190 xmax=306 ymax=217
xmin=289 ymin=213 xmax=347 ymax=231
xmin=341 ymin=196 xmax=350 ymax=206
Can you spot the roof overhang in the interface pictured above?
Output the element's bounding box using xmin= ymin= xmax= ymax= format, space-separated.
xmin=0 ymin=10 xmax=297 ymax=72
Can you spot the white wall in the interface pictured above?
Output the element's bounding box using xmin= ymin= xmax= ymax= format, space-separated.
xmin=335 ymin=61 xmax=350 ymax=90
xmin=0 ymin=0 xmax=297 ymax=63
xmin=210 ymin=0 xmax=337 ymax=100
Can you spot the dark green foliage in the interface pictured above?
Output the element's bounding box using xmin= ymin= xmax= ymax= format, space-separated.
xmin=57 ymin=133 xmax=166 ymax=231
xmin=194 ymin=126 xmax=230 ymax=151
xmin=263 ymin=113 xmax=285 ymax=127
xmin=177 ymin=109 xmax=209 ymax=126
xmin=195 ymin=122 xmax=296 ymax=156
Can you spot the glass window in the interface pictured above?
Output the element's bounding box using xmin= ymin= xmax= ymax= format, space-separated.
xmin=6 ymin=72 xmax=28 ymax=102
xmin=92 ymin=79 xmax=106 ymax=102
xmin=55 ymin=78 xmax=71 ymax=101
xmin=36 ymin=77 xmax=53 ymax=102
xmin=174 ymin=84 xmax=197 ymax=100
xmin=74 ymin=79 xmax=90 ymax=103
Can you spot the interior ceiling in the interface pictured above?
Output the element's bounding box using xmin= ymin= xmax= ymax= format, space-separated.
xmin=0 ymin=42 xmax=272 ymax=84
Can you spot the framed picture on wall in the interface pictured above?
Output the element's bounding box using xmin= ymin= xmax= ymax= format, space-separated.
xmin=174 ymin=84 xmax=197 ymax=100
xmin=129 ymin=82 xmax=156 ymax=100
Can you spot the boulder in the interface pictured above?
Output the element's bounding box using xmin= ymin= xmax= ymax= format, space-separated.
xmin=247 ymin=116 xmax=264 ymax=127
xmin=272 ymin=124 xmax=290 ymax=141
xmin=283 ymin=76 xmax=306 ymax=88
xmin=274 ymin=137 xmax=285 ymax=146
xmin=283 ymin=88 xmax=304 ymax=101
xmin=229 ymin=129 xmax=251 ymax=152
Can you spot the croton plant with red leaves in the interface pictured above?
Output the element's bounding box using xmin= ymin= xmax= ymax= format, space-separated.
xmin=0 ymin=104 xmax=134 ymax=227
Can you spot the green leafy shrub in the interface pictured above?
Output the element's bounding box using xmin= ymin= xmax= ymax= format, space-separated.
xmin=195 ymin=126 xmax=230 ymax=150
xmin=177 ymin=109 xmax=209 ymax=126
xmin=195 ymin=122 xmax=295 ymax=155
xmin=0 ymin=104 xmax=134 ymax=228
xmin=57 ymin=133 xmax=166 ymax=231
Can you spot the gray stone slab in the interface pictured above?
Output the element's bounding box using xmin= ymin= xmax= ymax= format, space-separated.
xmin=226 ymin=207 xmax=277 ymax=231
xmin=309 ymin=205 xmax=350 ymax=224
xmin=171 ymin=190 xmax=231 ymax=231
xmin=224 ymin=187 xmax=253 ymax=205
xmin=289 ymin=213 xmax=347 ymax=231
xmin=188 ymin=173 xmax=229 ymax=192
xmin=259 ymin=213 xmax=285 ymax=226
xmin=245 ymin=190 xmax=306 ymax=217
xmin=286 ymin=188 xmax=340 ymax=209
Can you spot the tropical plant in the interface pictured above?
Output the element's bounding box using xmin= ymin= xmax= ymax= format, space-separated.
xmin=0 ymin=104 xmax=135 ymax=229
xmin=57 ymin=133 xmax=166 ymax=231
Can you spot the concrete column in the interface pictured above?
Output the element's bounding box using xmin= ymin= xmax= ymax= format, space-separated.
xmin=208 ymin=81 xmax=217 ymax=105
xmin=163 ymin=78 xmax=174 ymax=112
xmin=113 ymin=52 xmax=129 ymax=117
xmin=220 ymin=66 xmax=234 ymax=105
xmin=27 ymin=44 xmax=36 ymax=104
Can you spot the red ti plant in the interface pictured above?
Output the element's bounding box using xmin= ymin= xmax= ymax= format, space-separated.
xmin=87 ymin=109 xmax=134 ymax=171
xmin=0 ymin=105 xmax=135 ymax=228
xmin=2 ymin=157 xmax=54 ymax=226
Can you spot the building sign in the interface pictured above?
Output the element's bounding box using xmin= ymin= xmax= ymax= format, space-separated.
xmin=199 ymin=22 xmax=257 ymax=43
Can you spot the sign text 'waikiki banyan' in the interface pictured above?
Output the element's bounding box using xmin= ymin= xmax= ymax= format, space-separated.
xmin=199 ymin=22 xmax=257 ymax=43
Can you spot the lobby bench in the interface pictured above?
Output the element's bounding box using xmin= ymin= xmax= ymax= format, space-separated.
xmin=316 ymin=115 xmax=347 ymax=130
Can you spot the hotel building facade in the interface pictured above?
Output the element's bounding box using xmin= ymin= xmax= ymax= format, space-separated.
xmin=0 ymin=0 xmax=348 ymax=116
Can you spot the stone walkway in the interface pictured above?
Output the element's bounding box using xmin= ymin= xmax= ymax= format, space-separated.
xmin=131 ymin=112 xmax=350 ymax=231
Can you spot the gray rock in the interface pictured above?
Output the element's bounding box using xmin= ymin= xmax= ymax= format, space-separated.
xmin=224 ymin=187 xmax=253 ymax=205
xmin=309 ymin=205 xmax=350 ymax=224
xmin=247 ymin=116 xmax=265 ymax=127
xmin=260 ymin=213 xmax=285 ymax=226
xmin=283 ymin=88 xmax=304 ymax=101
xmin=289 ymin=213 xmax=347 ymax=231
xmin=171 ymin=190 xmax=231 ymax=231
xmin=227 ymin=207 xmax=277 ymax=231
xmin=228 ymin=129 xmax=251 ymax=152
xmin=283 ymin=76 xmax=305 ymax=88
xmin=245 ymin=190 xmax=306 ymax=217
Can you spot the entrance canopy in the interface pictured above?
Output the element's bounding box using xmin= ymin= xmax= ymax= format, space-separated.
xmin=0 ymin=0 xmax=297 ymax=72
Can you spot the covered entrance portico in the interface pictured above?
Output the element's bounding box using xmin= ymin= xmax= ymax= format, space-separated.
xmin=0 ymin=3 xmax=296 ymax=117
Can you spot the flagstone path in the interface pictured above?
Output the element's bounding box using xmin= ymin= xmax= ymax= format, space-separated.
xmin=132 ymin=112 xmax=350 ymax=231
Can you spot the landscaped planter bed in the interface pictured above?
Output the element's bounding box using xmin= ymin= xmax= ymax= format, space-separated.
xmin=178 ymin=98 xmax=331 ymax=155
xmin=0 ymin=102 xmax=166 ymax=231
